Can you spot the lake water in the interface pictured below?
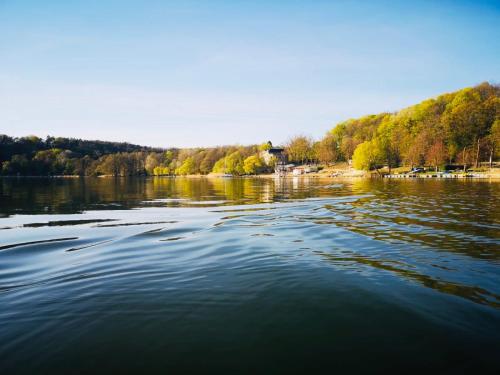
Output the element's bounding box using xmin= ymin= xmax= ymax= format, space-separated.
xmin=0 ymin=177 xmax=499 ymax=373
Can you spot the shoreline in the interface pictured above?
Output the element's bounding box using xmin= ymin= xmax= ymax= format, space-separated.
xmin=1 ymin=173 xmax=500 ymax=180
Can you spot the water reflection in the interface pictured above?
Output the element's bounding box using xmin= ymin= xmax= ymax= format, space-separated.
xmin=316 ymin=251 xmax=500 ymax=308
xmin=0 ymin=177 xmax=499 ymax=373
xmin=1 ymin=177 xmax=499 ymax=260
xmin=1 ymin=177 xmax=337 ymax=214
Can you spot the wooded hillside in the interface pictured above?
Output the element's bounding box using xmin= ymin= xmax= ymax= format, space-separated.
xmin=1 ymin=82 xmax=498 ymax=176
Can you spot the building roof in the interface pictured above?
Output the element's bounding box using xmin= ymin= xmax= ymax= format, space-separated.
xmin=268 ymin=147 xmax=285 ymax=154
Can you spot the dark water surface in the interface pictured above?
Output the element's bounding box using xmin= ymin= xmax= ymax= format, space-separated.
xmin=0 ymin=177 xmax=499 ymax=374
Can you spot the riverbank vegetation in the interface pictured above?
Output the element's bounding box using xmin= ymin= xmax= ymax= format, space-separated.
xmin=346 ymin=82 xmax=500 ymax=172
xmin=1 ymin=82 xmax=499 ymax=176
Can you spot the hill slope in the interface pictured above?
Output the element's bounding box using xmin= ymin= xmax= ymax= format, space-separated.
xmin=328 ymin=82 xmax=499 ymax=170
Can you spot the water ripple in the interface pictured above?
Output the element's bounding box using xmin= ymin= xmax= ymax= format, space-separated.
xmin=0 ymin=178 xmax=499 ymax=373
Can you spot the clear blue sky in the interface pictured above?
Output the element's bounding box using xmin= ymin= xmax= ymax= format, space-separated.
xmin=1 ymin=0 xmax=499 ymax=147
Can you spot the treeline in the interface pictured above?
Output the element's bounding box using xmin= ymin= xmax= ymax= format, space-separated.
xmin=0 ymin=135 xmax=275 ymax=176
xmin=279 ymin=82 xmax=500 ymax=171
xmin=0 ymin=135 xmax=164 ymax=176
xmin=0 ymin=135 xmax=162 ymax=160
xmin=335 ymin=82 xmax=500 ymax=171
xmin=1 ymin=82 xmax=499 ymax=176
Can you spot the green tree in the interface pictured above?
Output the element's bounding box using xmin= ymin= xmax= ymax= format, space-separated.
xmin=243 ymin=155 xmax=264 ymax=174
xmin=145 ymin=153 xmax=163 ymax=175
xmin=153 ymin=166 xmax=170 ymax=176
xmin=488 ymin=119 xmax=500 ymax=166
xmin=164 ymin=150 xmax=174 ymax=165
xmin=212 ymin=158 xmax=225 ymax=173
xmin=376 ymin=116 xmax=400 ymax=174
xmin=212 ymin=151 xmax=245 ymax=175
xmin=2 ymin=154 xmax=30 ymax=175
xmin=259 ymin=141 xmax=273 ymax=151
xmin=224 ymin=151 xmax=245 ymax=175
xmin=175 ymin=157 xmax=196 ymax=175
xmin=286 ymin=136 xmax=313 ymax=164
xmin=315 ymin=134 xmax=338 ymax=165
xmin=352 ymin=140 xmax=382 ymax=170
xmin=442 ymin=87 xmax=495 ymax=167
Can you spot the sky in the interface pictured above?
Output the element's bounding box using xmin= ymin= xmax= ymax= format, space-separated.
xmin=0 ymin=0 xmax=499 ymax=148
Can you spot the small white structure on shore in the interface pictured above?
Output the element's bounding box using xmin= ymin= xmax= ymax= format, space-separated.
xmin=292 ymin=165 xmax=318 ymax=175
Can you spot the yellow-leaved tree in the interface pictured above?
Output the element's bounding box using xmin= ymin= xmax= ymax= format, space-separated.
xmin=352 ymin=140 xmax=382 ymax=170
xmin=243 ymin=155 xmax=264 ymax=174
xmin=175 ymin=157 xmax=196 ymax=175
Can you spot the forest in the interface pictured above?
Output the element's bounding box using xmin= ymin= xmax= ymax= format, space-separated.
xmin=1 ymin=82 xmax=499 ymax=176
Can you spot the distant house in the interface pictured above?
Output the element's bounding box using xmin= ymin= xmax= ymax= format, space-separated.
xmin=260 ymin=146 xmax=290 ymax=175
xmin=260 ymin=147 xmax=286 ymax=165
